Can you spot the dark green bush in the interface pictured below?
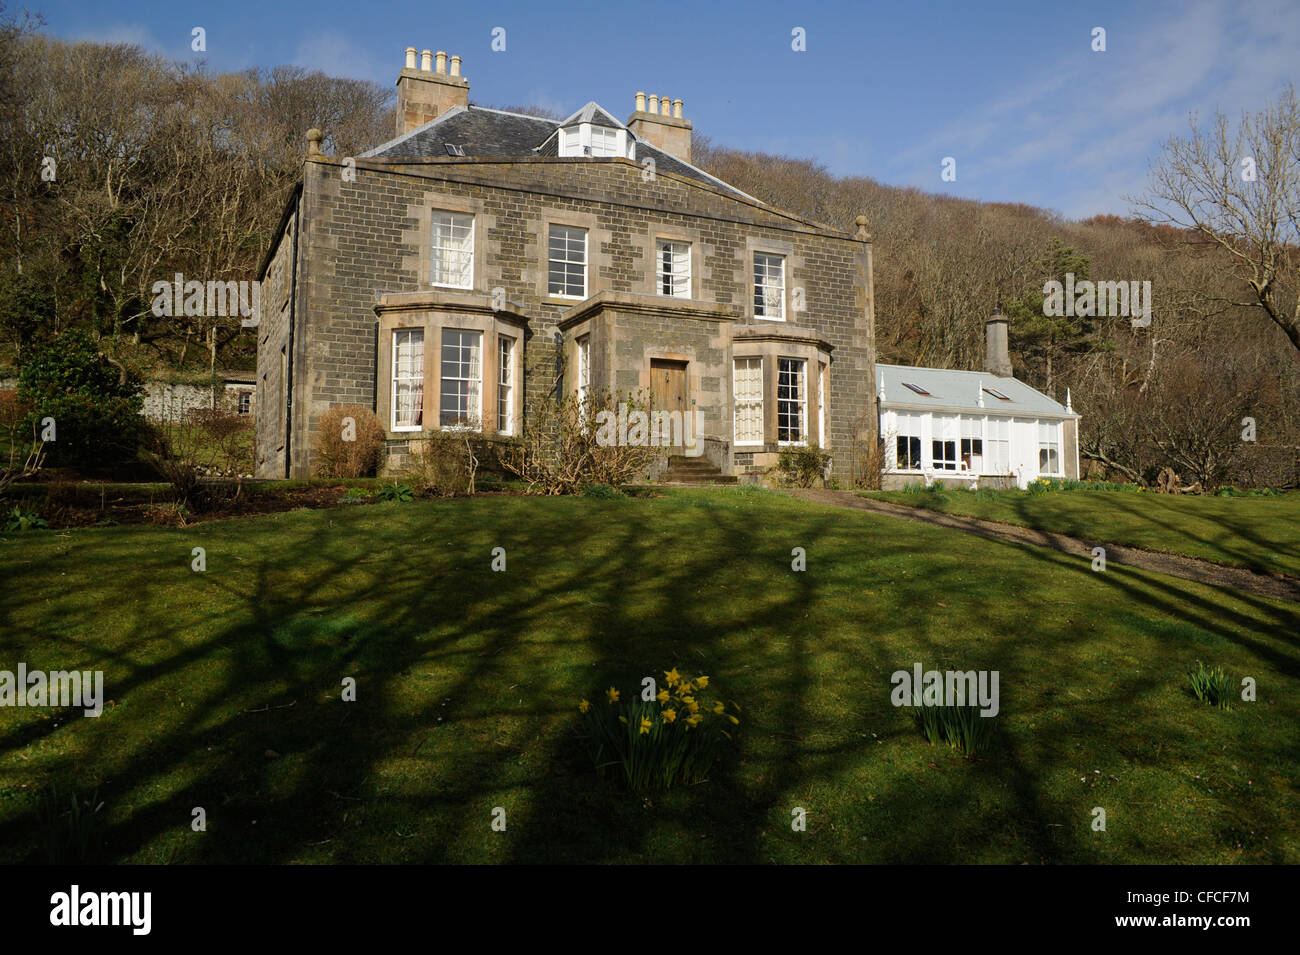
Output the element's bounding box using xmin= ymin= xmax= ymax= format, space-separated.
xmin=17 ymin=331 xmax=143 ymax=469
xmin=775 ymin=444 xmax=831 ymax=487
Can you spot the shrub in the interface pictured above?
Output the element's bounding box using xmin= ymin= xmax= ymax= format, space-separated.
xmin=913 ymin=693 xmax=995 ymax=758
xmin=4 ymin=505 xmax=47 ymax=531
xmin=582 ymin=484 xmax=622 ymax=499
xmin=775 ymin=444 xmax=831 ymax=487
xmin=1189 ymin=661 xmax=1234 ymax=710
xmin=402 ymin=430 xmax=479 ymax=497
xmin=141 ymin=403 xmax=253 ymax=508
xmin=16 ymin=331 xmax=143 ymax=469
xmin=376 ymin=482 xmax=414 ymax=503
xmin=314 ymin=405 xmax=385 ymax=478
xmin=340 ymin=487 xmax=374 ymax=504
xmin=0 ymin=389 xmax=45 ymax=495
xmin=575 ymin=668 xmax=740 ymax=793
xmin=501 ymin=389 xmax=660 ymax=494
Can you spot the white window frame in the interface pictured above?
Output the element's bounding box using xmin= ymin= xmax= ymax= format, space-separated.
xmin=439 ymin=328 xmax=482 ymax=430
xmin=733 ymin=357 xmax=764 ymax=446
xmin=754 ymin=253 xmax=786 ymax=321
xmin=893 ymin=411 xmax=923 ymax=471
xmin=548 ymin=225 xmax=587 ymax=299
xmin=430 ymin=211 xmax=474 ymax=289
xmin=960 ymin=416 xmax=984 ymax=473
xmin=931 ymin=413 xmax=958 ymax=470
xmin=1038 ymin=420 xmax=1062 ymax=475
xmin=987 ymin=417 xmax=1011 ymax=475
xmin=818 ymin=361 xmax=827 ymax=447
xmin=777 ymin=357 xmax=806 ymax=445
xmin=497 ymin=336 xmax=515 ymax=435
xmin=392 ymin=328 xmax=425 ymax=432
xmin=656 ymin=239 xmax=691 ymax=298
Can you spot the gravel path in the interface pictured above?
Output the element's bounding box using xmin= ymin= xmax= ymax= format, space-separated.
xmin=782 ymin=488 xmax=1300 ymax=603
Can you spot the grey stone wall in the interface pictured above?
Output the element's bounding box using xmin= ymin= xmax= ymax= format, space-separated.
xmin=268 ymin=155 xmax=875 ymax=478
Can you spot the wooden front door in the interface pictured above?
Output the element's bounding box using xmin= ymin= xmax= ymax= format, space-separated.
xmin=650 ymin=359 xmax=688 ymax=450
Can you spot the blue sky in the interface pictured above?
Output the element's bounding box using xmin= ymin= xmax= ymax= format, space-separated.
xmin=29 ymin=0 xmax=1300 ymax=220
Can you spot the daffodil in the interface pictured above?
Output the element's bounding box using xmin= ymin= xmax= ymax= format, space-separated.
xmin=656 ymin=689 xmax=670 ymax=704
xmin=662 ymin=708 xmax=677 ymax=723
xmin=680 ymin=695 xmax=695 ymax=706
xmin=712 ymin=701 xmax=725 ymax=715
xmin=639 ymin=716 xmax=652 ymax=735
xmin=578 ymin=699 xmax=590 ymax=713
xmin=618 ymin=715 xmax=627 ymax=724
xmin=695 ymin=675 xmax=709 ymax=689
xmin=686 ymin=713 xmax=703 ymax=727
xmin=606 ymin=687 xmax=620 ymax=704
xmin=727 ymin=714 xmax=740 ymax=724
xmin=664 ymin=668 xmax=681 ymax=686
xmin=687 ymin=701 xmax=699 ymax=714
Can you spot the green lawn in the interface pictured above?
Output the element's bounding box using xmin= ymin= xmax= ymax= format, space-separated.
xmin=864 ymin=487 xmax=1300 ymax=578
xmin=1 ymin=488 xmax=1297 ymax=863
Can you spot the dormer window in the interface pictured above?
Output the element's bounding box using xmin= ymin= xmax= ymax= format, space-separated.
xmin=559 ymin=123 xmax=628 ymax=158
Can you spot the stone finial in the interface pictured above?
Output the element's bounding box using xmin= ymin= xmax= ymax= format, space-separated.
xmin=672 ymin=98 xmax=683 ymax=119
xmin=435 ymin=50 xmax=447 ymax=74
xmin=420 ymin=49 xmax=432 ymax=71
xmin=854 ymin=214 xmax=870 ymax=240
xmin=405 ymin=47 xmax=417 ymax=70
xmin=450 ymin=55 xmax=461 ymax=77
xmin=306 ymin=128 xmax=324 ymax=156
xmin=635 ymin=91 xmax=646 ymax=113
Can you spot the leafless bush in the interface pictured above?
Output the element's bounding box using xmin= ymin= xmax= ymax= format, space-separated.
xmin=501 ymin=389 xmax=660 ymax=494
xmin=402 ymin=430 xmax=480 ymax=497
xmin=314 ymin=405 xmax=385 ymax=478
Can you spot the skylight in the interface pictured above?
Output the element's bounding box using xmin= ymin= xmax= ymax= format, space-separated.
xmin=982 ymin=387 xmax=1011 ymax=401
xmin=901 ymin=382 xmax=931 ymax=396
xmin=444 ymin=143 xmax=466 ymax=156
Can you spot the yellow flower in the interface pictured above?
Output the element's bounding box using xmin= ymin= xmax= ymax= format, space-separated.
xmin=664 ymin=668 xmax=681 ymax=686
xmin=727 ymin=715 xmax=740 ymax=725
xmin=687 ymin=701 xmax=699 ymax=714
xmin=618 ymin=715 xmax=628 ymax=725
xmin=680 ymin=695 xmax=695 ymax=706
xmin=686 ymin=713 xmax=703 ymax=727
xmin=639 ymin=716 xmax=652 ymax=735
xmin=695 ymin=675 xmax=709 ymax=689
xmin=578 ymin=699 xmax=590 ymax=713
xmin=662 ymin=708 xmax=677 ymax=723
xmin=606 ymin=687 xmax=620 ymax=704
xmin=712 ymin=701 xmax=725 ymax=715
xmin=656 ymin=689 xmax=670 ymax=704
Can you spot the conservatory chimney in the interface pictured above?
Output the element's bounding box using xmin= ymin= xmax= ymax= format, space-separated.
xmin=984 ymin=309 xmax=1012 ymax=377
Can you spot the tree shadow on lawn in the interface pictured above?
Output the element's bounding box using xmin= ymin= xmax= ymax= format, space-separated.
xmin=0 ymin=493 xmax=1295 ymax=863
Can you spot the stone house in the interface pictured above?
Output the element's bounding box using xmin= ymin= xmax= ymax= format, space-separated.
xmin=878 ymin=313 xmax=1082 ymax=489
xmin=253 ymin=45 xmax=877 ymax=480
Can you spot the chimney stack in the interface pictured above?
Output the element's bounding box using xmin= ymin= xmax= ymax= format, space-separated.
xmin=395 ymin=45 xmax=470 ymax=136
xmin=627 ymin=91 xmax=693 ymax=164
xmin=984 ymin=309 xmax=1013 ymax=377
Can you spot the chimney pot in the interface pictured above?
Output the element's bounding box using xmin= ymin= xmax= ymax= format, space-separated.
xmin=450 ymin=55 xmax=461 ymax=77
xmin=672 ymin=98 xmax=683 ymax=119
xmin=405 ymin=47 xmax=417 ymax=70
xmin=435 ymin=50 xmax=447 ymax=74
xmin=420 ymin=49 xmax=432 ymax=71
xmin=659 ymin=94 xmax=670 ymax=116
xmin=635 ymin=91 xmax=646 ymax=113
xmin=647 ymin=94 xmax=659 ymax=114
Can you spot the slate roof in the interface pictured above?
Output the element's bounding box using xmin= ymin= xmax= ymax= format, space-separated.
xmin=876 ymin=364 xmax=1077 ymax=418
xmin=361 ymin=103 xmax=754 ymax=200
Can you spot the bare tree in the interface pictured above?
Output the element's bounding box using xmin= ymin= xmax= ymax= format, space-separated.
xmin=1135 ymin=86 xmax=1300 ymax=353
